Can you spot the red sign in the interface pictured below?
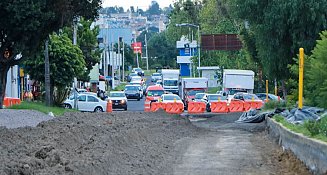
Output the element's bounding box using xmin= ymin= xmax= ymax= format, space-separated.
xmin=201 ymin=34 xmax=242 ymax=51
xmin=131 ymin=42 xmax=142 ymax=54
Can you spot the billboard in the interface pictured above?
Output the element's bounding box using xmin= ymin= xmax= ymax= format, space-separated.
xmin=201 ymin=34 xmax=242 ymax=51
xmin=131 ymin=42 xmax=142 ymax=54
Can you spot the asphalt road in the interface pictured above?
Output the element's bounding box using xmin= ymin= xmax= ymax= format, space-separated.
xmin=117 ymin=75 xmax=154 ymax=112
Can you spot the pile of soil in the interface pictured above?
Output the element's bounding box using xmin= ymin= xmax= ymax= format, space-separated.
xmin=0 ymin=111 xmax=204 ymax=175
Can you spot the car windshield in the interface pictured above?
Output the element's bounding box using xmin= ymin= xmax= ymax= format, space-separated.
xmin=195 ymin=93 xmax=205 ymax=99
xmin=243 ymin=94 xmax=260 ymax=100
xmin=208 ymin=95 xmax=226 ymax=101
xmin=130 ymin=73 xmax=138 ymax=76
xmin=110 ymin=92 xmax=125 ymax=97
xmin=135 ymin=68 xmax=142 ymax=72
xmin=164 ymin=95 xmax=181 ymax=101
xmin=152 ymin=73 xmax=161 ymax=76
xmin=125 ymin=86 xmax=139 ymax=91
xmin=188 ymin=89 xmax=205 ymax=96
xmin=132 ymin=77 xmax=142 ymax=81
xmin=147 ymin=90 xmax=164 ymax=96
xmin=163 ymin=80 xmax=178 ymax=86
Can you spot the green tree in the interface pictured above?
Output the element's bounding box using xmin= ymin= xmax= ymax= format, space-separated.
xmin=24 ymin=33 xmax=85 ymax=106
xmin=64 ymin=19 xmax=102 ymax=82
xmin=0 ymin=0 xmax=101 ymax=108
xmin=147 ymin=1 xmax=161 ymax=16
xmin=307 ymin=31 xmax=327 ymax=108
xmin=147 ymin=32 xmax=178 ymax=68
xmin=229 ymin=0 xmax=327 ymax=96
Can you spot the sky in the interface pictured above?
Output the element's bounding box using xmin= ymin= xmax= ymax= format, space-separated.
xmin=102 ymin=0 xmax=175 ymax=10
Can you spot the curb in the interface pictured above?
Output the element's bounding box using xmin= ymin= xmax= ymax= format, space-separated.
xmin=266 ymin=117 xmax=327 ymax=175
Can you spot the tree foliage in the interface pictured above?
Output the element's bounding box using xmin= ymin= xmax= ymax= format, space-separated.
xmin=24 ymin=33 xmax=85 ymax=105
xmin=0 ymin=0 xmax=101 ymax=108
xmin=229 ymin=0 xmax=327 ymax=81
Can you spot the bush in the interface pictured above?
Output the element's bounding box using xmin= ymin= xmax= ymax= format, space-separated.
xmin=304 ymin=116 xmax=327 ymax=137
xmin=262 ymin=101 xmax=287 ymax=110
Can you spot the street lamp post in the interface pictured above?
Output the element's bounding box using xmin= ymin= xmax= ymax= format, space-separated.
xmin=175 ymin=23 xmax=201 ymax=77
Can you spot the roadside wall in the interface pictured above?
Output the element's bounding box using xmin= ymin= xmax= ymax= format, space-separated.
xmin=266 ymin=118 xmax=327 ymax=175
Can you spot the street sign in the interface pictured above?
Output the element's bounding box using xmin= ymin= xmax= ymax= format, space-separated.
xmin=131 ymin=42 xmax=142 ymax=54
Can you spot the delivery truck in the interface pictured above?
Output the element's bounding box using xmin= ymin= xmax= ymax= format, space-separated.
xmin=179 ymin=77 xmax=208 ymax=108
xmin=222 ymin=69 xmax=255 ymax=99
xmin=161 ymin=69 xmax=180 ymax=94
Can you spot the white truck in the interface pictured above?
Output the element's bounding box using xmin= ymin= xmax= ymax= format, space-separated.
xmin=179 ymin=77 xmax=208 ymax=107
xmin=161 ymin=69 xmax=180 ymax=94
xmin=222 ymin=69 xmax=255 ymax=99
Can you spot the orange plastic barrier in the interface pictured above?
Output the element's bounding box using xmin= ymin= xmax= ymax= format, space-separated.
xmin=244 ymin=101 xmax=264 ymax=111
xmin=3 ymin=97 xmax=10 ymax=108
xmin=164 ymin=102 xmax=184 ymax=114
xmin=150 ymin=102 xmax=166 ymax=112
xmin=228 ymin=100 xmax=244 ymax=112
xmin=211 ymin=102 xmax=229 ymax=113
xmin=106 ymin=101 xmax=112 ymax=112
xmin=187 ymin=102 xmax=206 ymax=114
xmin=11 ymin=98 xmax=21 ymax=106
xmin=144 ymin=100 xmax=151 ymax=112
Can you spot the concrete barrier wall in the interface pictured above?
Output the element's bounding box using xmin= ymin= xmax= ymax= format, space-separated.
xmin=267 ymin=118 xmax=327 ymax=175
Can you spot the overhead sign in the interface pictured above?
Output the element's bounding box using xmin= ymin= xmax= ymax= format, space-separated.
xmin=201 ymin=34 xmax=242 ymax=51
xmin=131 ymin=42 xmax=142 ymax=54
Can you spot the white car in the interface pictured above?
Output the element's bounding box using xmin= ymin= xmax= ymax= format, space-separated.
xmin=131 ymin=76 xmax=143 ymax=82
xmin=160 ymin=94 xmax=184 ymax=107
xmin=155 ymin=80 xmax=163 ymax=86
xmin=151 ymin=73 xmax=162 ymax=82
xmin=108 ymin=91 xmax=128 ymax=110
xmin=132 ymin=68 xmax=144 ymax=76
xmin=63 ymin=94 xmax=107 ymax=112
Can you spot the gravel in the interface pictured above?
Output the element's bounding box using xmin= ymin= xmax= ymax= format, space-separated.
xmin=0 ymin=110 xmax=54 ymax=129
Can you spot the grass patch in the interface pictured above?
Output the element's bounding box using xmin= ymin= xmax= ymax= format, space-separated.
xmin=263 ymin=101 xmax=287 ymax=110
xmin=8 ymin=101 xmax=75 ymax=116
xmin=273 ymin=115 xmax=327 ymax=142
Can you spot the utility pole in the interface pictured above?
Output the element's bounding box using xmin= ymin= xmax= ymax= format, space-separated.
xmin=111 ymin=42 xmax=115 ymax=89
xmin=118 ymin=37 xmax=121 ymax=83
xmin=44 ymin=37 xmax=51 ymax=106
xmin=145 ymin=33 xmax=149 ymax=70
xmin=122 ymin=39 xmax=125 ymax=82
xmin=73 ymin=18 xmax=78 ymax=109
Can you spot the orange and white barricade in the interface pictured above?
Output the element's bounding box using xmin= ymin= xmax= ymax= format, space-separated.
xmin=150 ymin=102 xmax=166 ymax=112
xmin=211 ymin=101 xmax=229 ymax=113
xmin=187 ymin=102 xmax=206 ymax=114
xmin=165 ymin=102 xmax=184 ymax=114
xmin=228 ymin=100 xmax=244 ymax=112
xmin=144 ymin=100 xmax=151 ymax=112
xmin=244 ymin=101 xmax=263 ymax=111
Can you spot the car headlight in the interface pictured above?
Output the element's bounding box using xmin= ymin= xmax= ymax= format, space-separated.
xmin=121 ymin=99 xmax=126 ymax=104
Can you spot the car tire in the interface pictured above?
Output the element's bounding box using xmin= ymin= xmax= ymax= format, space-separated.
xmin=64 ymin=104 xmax=72 ymax=109
xmin=124 ymin=106 xmax=127 ymax=111
xmin=137 ymin=98 xmax=140 ymax=101
xmin=94 ymin=107 xmax=103 ymax=113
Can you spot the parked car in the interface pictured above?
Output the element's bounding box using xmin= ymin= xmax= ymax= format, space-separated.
xmin=126 ymin=72 xmax=138 ymax=82
xmin=145 ymin=85 xmax=165 ymax=102
xmin=151 ymin=73 xmax=162 ymax=82
xmin=160 ymin=94 xmax=184 ymax=107
xmin=256 ymin=93 xmax=284 ymax=102
xmin=194 ymin=93 xmax=208 ymax=102
xmin=108 ymin=91 xmax=127 ymax=110
xmin=63 ymin=94 xmax=107 ymax=112
xmin=205 ymin=94 xmax=227 ymax=112
xmin=124 ymin=85 xmax=141 ymax=101
xmin=132 ymin=68 xmax=144 ymax=76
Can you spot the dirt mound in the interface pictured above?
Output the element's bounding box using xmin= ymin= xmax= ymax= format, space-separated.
xmin=0 ymin=111 xmax=204 ymax=175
